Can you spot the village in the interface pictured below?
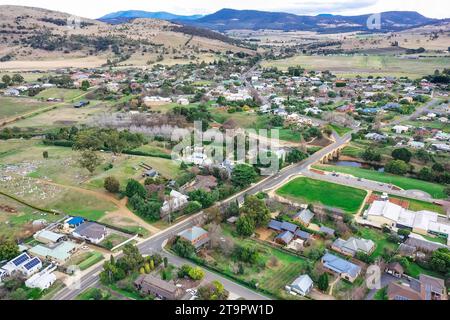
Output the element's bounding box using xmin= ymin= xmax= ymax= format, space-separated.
xmin=0 ymin=37 xmax=449 ymax=301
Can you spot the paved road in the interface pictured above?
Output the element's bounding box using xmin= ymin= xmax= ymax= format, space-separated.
xmin=53 ymin=211 xmax=268 ymax=300
xmin=365 ymin=274 xmax=398 ymax=300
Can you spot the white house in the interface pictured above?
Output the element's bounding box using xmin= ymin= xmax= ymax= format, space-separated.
xmin=19 ymin=257 xmax=42 ymax=277
xmin=161 ymin=190 xmax=189 ymax=216
xmin=286 ymin=275 xmax=313 ymax=296
xmin=393 ymin=125 xmax=409 ymax=134
xmin=25 ymin=265 xmax=57 ymax=290
xmin=1 ymin=252 xmax=32 ymax=275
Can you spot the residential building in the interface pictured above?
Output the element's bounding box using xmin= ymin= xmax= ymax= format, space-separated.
xmin=177 ymin=226 xmax=209 ymax=250
xmin=331 ymin=237 xmax=375 ymax=257
xmin=393 ymin=125 xmax=409 ymax=134
xmin=161 ymin=190 xmax=189 ymax=217
xmin=285 ymin=275 xmax=313 ymax=296
xmin=25 ymin=265 xmax=57 ymax=290
xmin=29 ymin=241 xmax=79 ymax=265
xmin=73 ymin=222 xmax=107 ymax=244
xmin=293 ymin=209 xmax=314 ymax=227
xmin=319 ymin=226 xmax=336 ymax=237
xmin=19 ymin=257 xmax=42 ymax=277
xmin=385 ymin=262 xmax=404 ymax=278
xmin=134 ymin=275 xmax=184 ymax=300
xmin=1 ymin=252 xmax=32 ymax=275
xmin=321 ymin=253 xmax=361 ymax=283
xmin=275 ymin=231 xmax=294 ymax=245
xmin=387 ymin=275 xmax=447 ymax=300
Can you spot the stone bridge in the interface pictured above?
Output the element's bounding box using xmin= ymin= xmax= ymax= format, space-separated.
xmin=318 ymin=144 xmax=348 ymax=164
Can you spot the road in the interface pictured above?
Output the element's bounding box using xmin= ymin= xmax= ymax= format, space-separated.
xmin=52 ymin=211 xmax=268 ymax=300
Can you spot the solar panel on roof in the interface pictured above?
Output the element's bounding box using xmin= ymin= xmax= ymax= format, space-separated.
xmin=23 ymin=257 xmax=41 ymax=270
xmin=12 ymin=253 xmax=30 ymax=266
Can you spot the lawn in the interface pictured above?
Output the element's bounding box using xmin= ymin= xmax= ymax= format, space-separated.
xmin=78 ymin=252 xmax=104 ymax=270
xmin=0 ymin=96 xmax=52 ymax=120
xmin=404 ymin=262 xmax=443 ymax=279
xmin=328 ymin=124 xmax=352 ymax=137
xmin=356 ymin=227 xmax=398 ymax=258
xmin=276 ymin=177 xmax=367 ymax=214
xmin=36 ymin=88 xmax=85 ymax=101
xmin=314 ymin=164 xmax=447 ymax=199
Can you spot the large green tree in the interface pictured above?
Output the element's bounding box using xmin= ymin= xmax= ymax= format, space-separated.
xmin=78 ymin=149 xmax=102 ymax=174
xmin=236 ymin=215 xmax=256 ymax=237
xmin=231 ymin=164 xmax=257 ymax=188
xmin=392 ymin=148 xmax=412 ymax=163
xmin=0 ymin=238 xmax=19 ymax=261
xmin=240 ymin=195 xmax=271 ymax=227
xmin=385 ymin=160 xmax=409 ymax=175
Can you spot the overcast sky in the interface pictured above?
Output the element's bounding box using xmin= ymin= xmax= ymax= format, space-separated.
xmin=1 ymin=0 xmax=449 ymax=19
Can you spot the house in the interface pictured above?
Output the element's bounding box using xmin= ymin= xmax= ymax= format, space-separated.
xmin=268 ymin=219 xmax=283 ymax=232
xmin=73 ymin=222 xmax=107 ymax=244
xmin=275 ymin=231 xmax=294 ymax=245
xmin=293 ymin=209 xmax=314 ymax=227
xmin=365 ymin=133 xmax=387 ymax=141
xmin=404 ymin=237 xmax=445 ymax=253
xmin=183 ymin=175 xmax=218 ymax=193
xmin=134 ymin=275 xmax=184 ymax=300
xmin=177 ymin=226 xmax=209 ymax=250
xmin=25 ymin=265 xmax=57 ymax=290
xmin=281 ymin=221 xmax=298 ymax=233
xmin=393 ymin=125 xmax=409 ymax=134
xmin=285 ymin=275 xmax=313 ymax=296
xmin=66 ymin=216 xmax=85 ymax=228
xmin=177 ymin=98 xmax=189 ymax=106
xmin=385 ymin=262 xmax=404 ymax=278
xmin=408 ymin=141 xmax=425 ymax=149
xmin=0 ymin=269 xmax=7 ymax=282
xmin=161 ymin=190 xmax=189 ymax=217
xmin=1 ymin=252 xmax=32 ymax=275
xmin=295 ymin=230 xmax=312 ymax=241
xmin=19 ymin=257 xmax=42 ymax=277
xmin=319 ymin=226 xmax=336 ymax=237
xmin=387 ymin=275 xmax=447 ymax=300
xmin=321 ymin=253 xmax=361 ymax=283
xmin=34 ymin=230 xmax=66 ymax=244
xmin=331 ymin=237 xmax=375 ymax=257
xmin=432 ymin=143 xmax=450 ymax=152
xmin=4 ymin=88 xmax=20 ymax=96
xmin=29 ymin=241 xmax=79 ymax=265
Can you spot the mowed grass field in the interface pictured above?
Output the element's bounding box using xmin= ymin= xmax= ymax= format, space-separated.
xmin=0 ymin=96 xmax=53 ymax=120
xmin=314 ymin=164 xmax=447 ymax=199
xmin=276 ymin=177 xmax=367 ymax=213
xmin=262 ymin=55 xmax=450 ymax=78
xmin=36 ymin=88 xmax=86 ymax=101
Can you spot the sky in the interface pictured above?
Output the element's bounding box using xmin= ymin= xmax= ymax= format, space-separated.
xmin=0 ymin=0 xmax=449 ymax=19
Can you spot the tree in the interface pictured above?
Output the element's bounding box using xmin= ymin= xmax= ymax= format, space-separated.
xmin=318 ymin=273 xmax=329 ymax=292
xmin=99 ymin=256 xmax=126 ymax=285
xmin=236 ymin=215 xmax=255 ymax=237
xmin=125 ymin=179 xmax=147 ymax=199
xmin=104 ymin=176 xmax=120 ymax=193
xmin=286 ymin=149 xmax=308 ymax=164
xmin=430 ymin=248 xmax=450 ymax=273
xmin=0 ymin=238 xmax=19 ymax=261
xmin=11 ymin=74 xmax=24 ymax=84
xmin=392 ymin=148 xmax=412 ymax=163
xmin=81 ymin=80 xmax=90 ymax=91
xmin=197 ymin=281 xmax=229 ymax=300
xmin=177 ymin=264 xmax=192 ymax=278
xmin=118 ymin=244 xmax=144 ymax=273
xmin=231 ymin=164 xmax=257 ymax=188
xmin=42 ymin=151 xmax=49 ymax=159
xmin=188 ymin=267 xmax=205 ymax=281
xmin=163 ymin=257 xmax=168 ymax=268
xmin=172 ymin=237 xmax=196 ymax=258
xmin=415 ymin=149 xmax=431 ymax=163
xmin=78 ymin=149 xmax=102 ymax=174
xmin=445 ymin=187 xmax=450 ymax=198
xmin=385 ymin=160 xmax=409 ymax=175
xmin=2 ymin=74 xmax=11 ymax=86
xmin=188 ymin=189 xmax=219 ymax=208
xmin=269 ymin=115 xmax=284 ymax=127
xmin=362 ymin=148 xmax=381 ymax=162
xmin=240 ymin=195 xmax=271 ymax=227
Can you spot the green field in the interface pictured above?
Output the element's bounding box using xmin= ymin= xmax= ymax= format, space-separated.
xmin=276 ymin=177 xmax=367 ymax=214
xmin=0 ymin=97 xmax=52 ymax=120
xmin=262 ymin=55 xmax=450 ymax=78
xmin=314 ymin=164 xmax=447 ymax=199
xmin=36 ymin=88 xmax=85 ymax=101
xmin=328 ymin=124 xmax=352 ymax=137
xmin=78 ymin=252 xmax=104 ymax=270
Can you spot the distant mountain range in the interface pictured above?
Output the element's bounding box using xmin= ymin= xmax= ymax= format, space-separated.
xmin=99 ymin=8 xmax=447 ymax=33
xmin=99 ymin=10 xmax=203 ymax=24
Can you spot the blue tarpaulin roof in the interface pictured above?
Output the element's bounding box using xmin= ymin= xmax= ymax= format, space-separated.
xmin=67 ymin=217 xmax=85 ymax=226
